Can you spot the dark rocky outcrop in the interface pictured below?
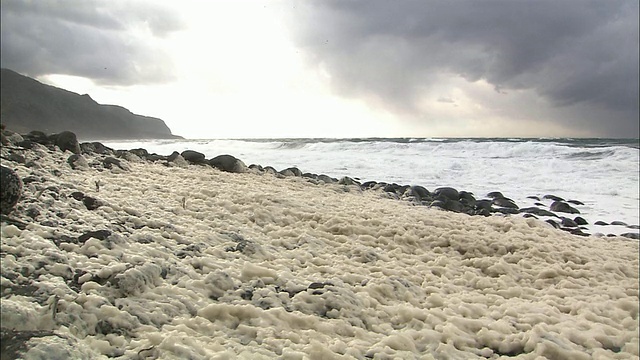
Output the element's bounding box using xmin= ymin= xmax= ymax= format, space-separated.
xmin=0 ymin=68 xmax=180 ymax=140
xmin=550 ymin=201 xmax=580 ymax=214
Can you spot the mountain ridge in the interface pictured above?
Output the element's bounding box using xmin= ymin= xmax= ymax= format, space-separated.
xmin=0 ymin=68 xmax=181 ymax=140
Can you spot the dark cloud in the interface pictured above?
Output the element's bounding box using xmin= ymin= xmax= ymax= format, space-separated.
xmin=0 ymin=0 xmax=185 ymax=85
xmin=281 ymin=0 xmax=639 ymax=137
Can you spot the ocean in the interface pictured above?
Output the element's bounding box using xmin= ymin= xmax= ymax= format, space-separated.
xmin=101 ymin=138 xmax=640 ymax=235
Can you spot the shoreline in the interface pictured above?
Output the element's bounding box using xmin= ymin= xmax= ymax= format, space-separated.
xmin=1 ymin=130 xmax=639 ymax=358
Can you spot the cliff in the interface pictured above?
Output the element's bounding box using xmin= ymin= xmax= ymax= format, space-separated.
xmin=0 ymin=68 xmax=180 ymax=140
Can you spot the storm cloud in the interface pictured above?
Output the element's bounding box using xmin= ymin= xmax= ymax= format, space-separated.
xmin=281 ymin=1 xmax=639 ymax=136
xmin=0 ymin=0 xmax=185 ymax=85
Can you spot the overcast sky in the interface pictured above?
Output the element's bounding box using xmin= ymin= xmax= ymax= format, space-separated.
xmin=1 ymin=0 xmax=638 ymax=138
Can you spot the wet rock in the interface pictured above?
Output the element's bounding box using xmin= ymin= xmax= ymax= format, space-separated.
xmin=574 ymin=217 xmax=588 ymax=225
xmin=434 ymin=187 xmax=459 ymax=201
xmin=561 ymin=217 xmax=578 ymax=228
xmin=487 ymin=191 xmax=504 ymax=199
xmin=209 ymin=154 xmax=247 ymax=173
xmin=620 ymin=233 xmax=640 ymax=240
xmin=550 ymin=201 xmax=580 ymax=214
xmin=594 ymin=221 xmax=609 ymax=226
xmin=181 ymin=150 xmax=206 ymax=165
xmin=338 ymin=176 xmax=359 ymax=186
xmin=82 ymin=196 xmax=102 ymax=210
xmin=611 ymin=221 xmax=628 ymax=226
xmin=492 ymin=197 xmax=519 ymax=209
xmin=527 ymin=195 xmax=541 ymax=201
xmin=279 ymin=167 xmax=302 ymax=177
xmin=567 ymin=199 xmax=584 ymax=205
xmin=519 ymin=207 xmax=558 ymax=217
xmin=543 ymin=194 xmax=565 ymax=202
xmin=0 ymin=166 xmax=22 ymax=215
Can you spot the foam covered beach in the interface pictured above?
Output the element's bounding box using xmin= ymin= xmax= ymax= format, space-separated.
xmin=1 ymin=137 xmax=639 ymax=359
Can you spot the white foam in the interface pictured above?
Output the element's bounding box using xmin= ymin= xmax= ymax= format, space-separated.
xmin=0 ymin=146 xmax=638 ymax=358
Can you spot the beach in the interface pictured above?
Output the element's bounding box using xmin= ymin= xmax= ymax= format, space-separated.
xmin=1 ymin=140 xmax=639 ymax=359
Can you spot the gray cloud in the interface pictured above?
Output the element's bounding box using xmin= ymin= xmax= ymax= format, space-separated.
xmin=281 ymin=0 xmax=639 ymax=137
xmin=0 ymin=0 xmax=185 ymax=85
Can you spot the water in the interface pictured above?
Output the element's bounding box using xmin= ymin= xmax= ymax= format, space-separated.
xmin=101 ymin=138 xmax=640 ymax=236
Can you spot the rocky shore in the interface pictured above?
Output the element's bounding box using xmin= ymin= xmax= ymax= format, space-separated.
xmin=1 ymin=129 xmax=639 ymax=359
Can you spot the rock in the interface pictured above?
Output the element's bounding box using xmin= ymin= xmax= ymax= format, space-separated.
xmin=594 ymin=221 xmax=609 ymax=226
xmin=522 ymin=213 xmax=538 ymax=219
xmin=129 ymin=148 xmax=149 ymax=158
xmin=567 ymin=199 xmax=584 ymax=205
xmin=103 ymin=157 xmax=128 ymax=171
xmin=527 ymin=195 xmax=541 ymax=201
xmin=6 ymin=153 xmax=26 ymax=164
xmin=67 ymin=154 xmax=89 ymax=170
xmin=23 ymin=130 xmax=49 ymax=145
xmin=80 ymin=142 xmax=113 ymax=155
xmin=279 ymin=167 xmax=302 ymax=177
xmin=167 ymin=151 xmax=181 ymax=162
xmin=82 ymin=196 xmax=102 ymax=210
xmin=519 ymin=207 xmax=558 ymax=217
xmin=610 ymin=221 xmax=628 ymax=226
xmin=0 ymin=166 xmax=22 ymax=214
xmin=561 ymin=217 xmax=578 ymax=228
xmin=620 ymin=233 xmax=640 ymax=240
xmin=263 ymin=166 xmax=278 ymax=175
xmin=78 ymin=230 xmax=112 ymax=243
xmin=53 ymin=131 xmax=81 ymax=154
xmin=475 ymin=199 xmax=493 ymax=211
xmin=181 ymin=150 xmax=206 ymax=164
xmin=434 ymin=187 xmax=458 ymax=201
xmin=209 ymin=154 xmax=247 ymax=173
xmin=492 ymin=197 xmax=519 ymax=209
xmin=317 ymin=174 xmax=336 ymax=184
xmin=628 ymin=225 xmax=640 ymax=230
xmin=546 ymin=219 xmax=561 ymax=229
xmin=543 ymin=194 xmax=565 ymax=202
xmin=549 ymin=201 xmax=580 ymax=214
xmin=361 ymin=181 xmax=377 ymax=190
xmin=487 ymin=191 xmax=504 ymax=199
xmin=411 ymin=185 xmax=430 ymax=200
xmin=574 ymin=217 xmax=588 ymax=225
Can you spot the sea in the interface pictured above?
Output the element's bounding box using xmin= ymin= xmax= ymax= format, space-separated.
xmin=101 ymin=138 xmax=640 ymax=236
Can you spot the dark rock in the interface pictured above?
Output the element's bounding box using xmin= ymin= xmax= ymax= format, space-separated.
xmin=549 ymin=201 xmax=580 ymax=214
xmin=443 ymin=199 xmax=464 ymax=212
xmin=628 ymin=225 xmax=640 ymax=230
xmin=561 ymin=217 xmax=578 ymax=228
xmin=70 ymin=192 xmax=85 ymax=201
xmin=546 ymin=219 xmax=561 ymax=229
xmin=474 ymin=208 xmax=491 ymax=216
xmin=519 ymin=207 xmax=558 ymax=217
xmin=411 ymin=185 xmax=430 ymax=200
xmin=6 ymin=153 xmax=26 ymax=164
xmin=0 ymin=166 xmax=22 ymax=215
xmin=567 ymin=199 xmax=584 ymax=206
xmin=78 ymin=230 xmax=112 ymax=243
xmin=527 ymin=195 xmax=541 ymax=201
xmin=279 ymin=167 xmax=302 ymax=177
xmin=543 ymin=194 xmax=565 ymax=202
xmin=565 ymin=228 xmax=589 ymax=237
xmin=594 ymin=221 xmax=609 ymax=226
xmin=24 ymin=130 xmax=49 ymax=145
xmin=492 ymin=197 xmax=519 ymax=209
xmin=534 ymin=202 xmax=545 ymax=207
xmin=383 ymin=183 xmax=401 ymax=194
xmin=487 ymin=191 xmax=504 ymax=199
xmin=301 ymin=173 xmax=317 ymax=179
xmin=209 ymin=154 xmax=247 ymax=173
xmin=181 ymin=150 xmax=206 ymax=164
xmin=611 ymin=221 xmax=628 ymax=226
xmin=25 ymin=206 xmax=40 ymax=219
xmin=434 ymin=187 xmax=459 ymax=201
xmin=361 ymin=181 xmax=378 ymax=189
xmin=129 ymin=148 xmax=149 ymax=158
xmin=80 ymin=142 xmax=113 ymax=155
xmin=82 ymin=196 xmax=102 ymax=210
xmin=620 ymin=233 xmax=640 ymax=240
xmin=574 ymin=217 xmax=588 ymax=225
xmin=492 ymin=207 xmax=520 ymax=215
xmin=522 ymin=213 xmax=538 ymax=219
xmin=317 ymin=174 xmax=336 ymax=184
xmin=54 ymin=131 xmax=81 ymax=154
xmin=15 ymin=140 xmax=34 ymax=149
xmin=475 ymin=199 xmax=493 ymax=211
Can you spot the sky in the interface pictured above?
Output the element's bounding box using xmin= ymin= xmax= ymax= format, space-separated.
xmin=1 ymin=0 xmax=638 ymax=139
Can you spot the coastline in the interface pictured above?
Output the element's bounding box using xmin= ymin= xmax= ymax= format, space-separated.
xmin=1 ymin=132 xmax=639 ymax=358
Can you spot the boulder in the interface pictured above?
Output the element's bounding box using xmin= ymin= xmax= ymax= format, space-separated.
xmin=549 ymin=201 xmax=580 ymax=214
xmin=434 ymin=187 xmax=459 ymax=201
xmin=280 ymin=167 xmax=302 ymax=177
xmin=181 ymin=150 xmax=206 ymax=164
xmin=54 ymin=131 xmax=81 ymax=154
xmin=492 ymin=197 xmax=519 ymax=209
xmin=67 ymin=154 xmax=89 ymax=170
xmin=0 ymin=166 xmax=22 ymax=214
xmin=209 ymin=154 xmax=247 ymax=173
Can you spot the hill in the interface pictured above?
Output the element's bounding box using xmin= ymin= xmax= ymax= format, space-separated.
xmin=0 ymin=68 xmax=180 ymax=140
